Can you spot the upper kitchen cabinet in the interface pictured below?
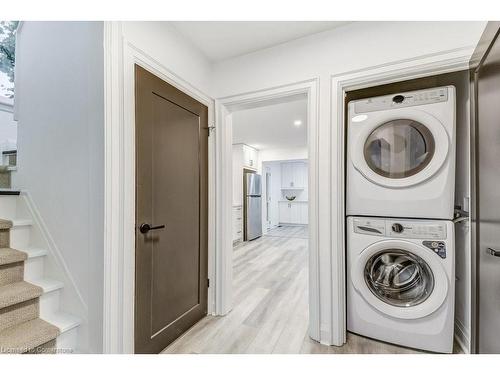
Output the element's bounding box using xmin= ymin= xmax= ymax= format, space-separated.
xmin=232 ymin=143 xmax=259 ymax=206
xmin=234 ymin=143 xmax=258 ymax=170
xmin=281 ymin=161 xmax=307 ymax=189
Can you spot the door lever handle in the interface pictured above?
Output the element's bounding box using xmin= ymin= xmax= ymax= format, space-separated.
xmin=140 ymin=223 xmax=166 ymax=234
xmin=487 ymin=248 xmax=500 ymax=257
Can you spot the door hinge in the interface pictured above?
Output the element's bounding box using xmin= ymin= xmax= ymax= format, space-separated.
xmin=204 ymin=125 xmax=215 ymax=136
xmin=207 ymin=278 xmax=210 ymax=288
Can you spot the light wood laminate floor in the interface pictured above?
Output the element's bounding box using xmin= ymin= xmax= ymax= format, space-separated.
xmin=163 ymin=225 xmax=459 ymax=354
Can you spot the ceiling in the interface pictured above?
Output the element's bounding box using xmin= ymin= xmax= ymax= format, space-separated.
xmin=170 ymin=21 xmax=351 ymax=62
xmin=232 ymin=98 xmax=307 ymax=150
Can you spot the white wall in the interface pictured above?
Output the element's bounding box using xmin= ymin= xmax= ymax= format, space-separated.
xmin=14 ymin=21 xmax=105 ymax=353
xmin=258 ymin=146 xmax=308 ymax=171
xmin=211 ymin=21 xmax=486 ymax=344
xmin=122 ymin=22 xmax=213 ymax=96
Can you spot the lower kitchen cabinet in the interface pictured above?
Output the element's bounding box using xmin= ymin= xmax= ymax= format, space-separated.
xmin=233 ymin=205 xmax=243 ymax=244
xmin=278 ymin=201 xmax=308 ymax=225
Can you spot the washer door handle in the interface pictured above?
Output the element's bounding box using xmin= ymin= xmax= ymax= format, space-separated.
xmin=487 ymin=247 xmax=500 ymax=257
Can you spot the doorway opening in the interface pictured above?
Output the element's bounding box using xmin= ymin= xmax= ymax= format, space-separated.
xmin=230 ymin=96 xmax=309 ymax=352
xmin=163 ymin=80 xmax=321 ymax=353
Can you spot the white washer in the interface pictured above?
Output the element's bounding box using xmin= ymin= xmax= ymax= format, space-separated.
xmin=346 ymin=86 xmax=456 ymax=219
xmin=347 ymin=216 xmax=455 ymax=353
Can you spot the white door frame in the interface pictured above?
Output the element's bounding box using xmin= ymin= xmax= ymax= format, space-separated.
xmin=330 ymin=46 xmax=474 ymax=347
xmin=103 ymin=22 xmax=215 ymax=353
xmin=214 ymin=79 xmax=322 ymax=342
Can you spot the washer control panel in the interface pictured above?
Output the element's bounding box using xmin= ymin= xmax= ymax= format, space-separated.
xmin=386 ymin=220 xmax=447 ymax=240
xmin=352 ymin=217 xmax=447 ymax=240
xmin=422 ymin=240 xmax=447 ymax=259
xmin=353 ymin=86 xmax=449 ymax=114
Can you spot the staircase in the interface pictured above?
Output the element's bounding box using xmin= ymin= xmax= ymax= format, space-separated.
xmin=0 ymin=193 xmax=81 ymax=354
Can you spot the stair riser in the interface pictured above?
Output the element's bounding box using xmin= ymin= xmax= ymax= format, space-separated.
xmin=56 ymin=327 xmax=78 ymax=354
xmin=0 ymin=196 xmax=17 ymax=219
xmin=24 ymin=256 xmax=45 ymax=282
xmin=0 ymin=298 xmax=39 ymax=332
xmin=39 ymin=289 xmax=61 ymax=316
xmin=0 ymin=262 xmax=23 ymax=287
xmin=10 ymin=226 xmax=31 ymax=249
xmin=0 ymin=229 xmax=9 ymax=248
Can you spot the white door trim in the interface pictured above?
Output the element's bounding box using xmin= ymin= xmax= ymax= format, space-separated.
xmin=330 ymin=45 xmax=473 ymax=346
xmin=103 ymin=21 xmax=215 ymax=353
xmin=215 ymin=78 xmax=322 ymax=341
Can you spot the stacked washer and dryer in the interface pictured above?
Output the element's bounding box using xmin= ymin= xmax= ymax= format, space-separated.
xmin=346 ymin=86 xmax=456 ymax=353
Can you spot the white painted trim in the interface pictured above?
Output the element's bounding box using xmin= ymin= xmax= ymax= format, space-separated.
xmin=330 ymin=46 xmax=474 ymax=346
xmin=455 ymin=319 xmax=470 ymax=354
xmin=215 ymin=78 xmax=322 ymax=341
xmin=103 ymin=21 xmax=215 ymax=354
xmin=103 ymin=21 xmax=125 ymax=355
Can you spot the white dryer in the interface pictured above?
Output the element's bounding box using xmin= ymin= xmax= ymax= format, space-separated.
xmin=346 ymin=86 xmax=456 ymax=219
xmin=347 ymin=216 xmax=455 ymax=353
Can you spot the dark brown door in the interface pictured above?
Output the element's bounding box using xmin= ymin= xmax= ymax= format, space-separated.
xmin=134 ymin=65 xmax=208 ymax=354
xmin=471 ymin=23 xmax=500 ymax=353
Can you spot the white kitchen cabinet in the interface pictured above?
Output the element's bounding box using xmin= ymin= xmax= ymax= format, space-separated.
xmin=300 ymin=202 xmax=308 ymax=224
xmin=241 ymin=144 xmax=258 ymax=169
xmin=281 ymin=161 xmax=307 ymax=189
xmin=232 ymin=205 xmax=243 ymax=244
xmin=279 ymin=201 xmax=291 ymax=223
xmin=278 ymin=201 xmax=308 ymax=224
xmin=233 ymin=144 xmax=259 ymax=206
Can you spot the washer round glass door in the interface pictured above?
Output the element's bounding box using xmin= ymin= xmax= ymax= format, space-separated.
xmin=364 ymin=119 xmax=435 ymax=179
xmin=364 ymin=249 xmax=434 ymax=307
xmin=351 ymin=240 xmax=449 ymax=319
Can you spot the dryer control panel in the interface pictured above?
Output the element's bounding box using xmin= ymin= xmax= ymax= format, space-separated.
xmin=353 ymin=86 xmax=449 ymax=114
xmin=352 ymin=217 xmax=447 ymax=240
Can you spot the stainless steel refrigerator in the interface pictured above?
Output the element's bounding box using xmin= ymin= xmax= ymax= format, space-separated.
xmin=244 ymin=173 xmax=262 ymax=241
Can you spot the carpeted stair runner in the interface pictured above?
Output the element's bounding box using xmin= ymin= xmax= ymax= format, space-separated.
xmin=0 ymin=219 xmax=60 ymax=354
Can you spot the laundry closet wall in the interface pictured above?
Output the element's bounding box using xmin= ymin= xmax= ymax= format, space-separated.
xmin=211 ymin=21 xmax=485 ymax=344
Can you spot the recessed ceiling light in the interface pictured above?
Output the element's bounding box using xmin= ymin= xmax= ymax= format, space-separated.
xmin=293 ymin=120 xmax=302 ymax=127
xmin=352 ymin=114 xmax=368 ymax=123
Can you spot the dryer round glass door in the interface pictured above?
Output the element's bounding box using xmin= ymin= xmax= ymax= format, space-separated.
xmin=364 ymin=119 xmax=435 ymax=179
xmin=364 ymin=249 xmax=434 ymax=307
xmin=351 ymin=109 xmax=450 ymax=188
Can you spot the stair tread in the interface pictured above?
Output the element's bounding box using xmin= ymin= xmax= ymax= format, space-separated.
xmin=44 ymin=312 xmax=81 ymax=333
xmin=0 ymin=281 xmax=43 ymax=309
xmin=11 ymin=219 xmax=33 ymax=227
xmin=23 ymin=247 xmax=48 ymax=259
xmin=0 ymin=318 xmax=60 ymax=354
xmin=0 ymin=219 xmax=12 ymax=230
xmin=31 ymin=278 xmax=64 ymax=293
xmin=0 ymin=189 xmax=20 ymax=195
xmin=0 ymin=247 xmax=27 ymax=266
